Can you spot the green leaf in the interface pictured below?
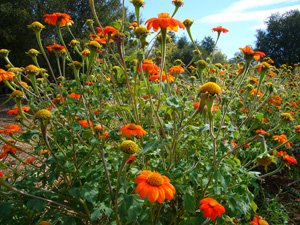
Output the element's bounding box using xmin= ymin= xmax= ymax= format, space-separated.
xmin=0 ymin=203 xmax=12 ymax=216
xmin=68 ymin=187 xmax=80 ymax=200
xmin=141 ymin=139 xmax=168 ymax=155
xmin=233 ymin=131 xmax=239 ymax=139
xmin=112 ymin=21 xmax=121 ymax=29
xmin=91 ymin=208 xmax=102 ymax=222
xmin=80 ymin=185 xmax=98 ymax=204
xmin=251 ymin=200 xmax=257 ymax=212
xmin=182 ymin=193 xmax=196 ymax=213
xmin=27 ymin=199 xmax=47 ymax=212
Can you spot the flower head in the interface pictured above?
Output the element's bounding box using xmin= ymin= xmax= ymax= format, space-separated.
xmin=26 ymin=49 xmax=40 ymax=57
xmin=149 ymin=72 xmax=175 ymax=83
xmin=249 ymin=215 xmax=269 ymax=225
xmin=129 ymin=22 xmax=138 ymax=29
xmin=120 ymin=140 xmax=139 ymax=154
xmin=195 ymin=60 xmax=208 ymax=69
xmin=250 ymin=88 xmax=263 ymax=97
xmin=172 ymin=0 xmax=184 ymax=7
xmin=0 ymin=140 xmax=17 ymax=159
xmin=68 ymin=93 xmax=80 ymax=99
xmin=0 ymin=125 xmax=21 ymax=135
xmin=127 ymin=155 xmax=137 ymax=164
xmin=97 ymin=26 xmax=119 ymax=36
xmin=239 ymin=45 xmax=265 ymax=61
xmin=280 ymin=113 xmax=294 ymax=121
xmin=0 ymin=69 xmax=15 ymax=82
xmin=199 ymin=197 xmax=225 ymax=221
xmin=7 ymin=106 xmax=29 ymax=115
xmin=138 ymin=59 xmax=160 ymax=74
xmin=25 ymin=65 xmax=39 ymax=76
xmin=145 ymin=13 xmax=185 ymax=32
xmin=135 ymin=170 xmax=176 ymax=203
xmin=169 ymin=65 xmax=184 ymax=74
xmin=35 ymin=109 xmax=52 ymax=119
xmin=25 ymin=158 xmax=34 ymax=164
xmin=212 ymin=26 xmax=229 ymax=33
xmin=119 ymin=123 xmax=146 ymax=138
xmin=256 ymin=153 xmax=273 ymax=166
xmin=130 ymin=0 xmax=145 ymax=8
xmin=296 ymin=125 xmax=300 ymax=133
xmin=44 ymin=13 xmax=73 ymax=27
xmin=47 ymin=43 xmax=66 ymax=53
xmin=199 ymin=82 xmax=222 ymax=94
xmin=78 ymin=120 xmax=93 ymax=128
xmin=28 ymin=22 xmax=45 ymax=32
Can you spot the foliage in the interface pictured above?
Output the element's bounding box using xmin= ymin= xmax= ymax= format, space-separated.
xmin=255 ymin=10 xmax=300 ymax=67
xmin=0 ymin=1 xmax=299 ymax=225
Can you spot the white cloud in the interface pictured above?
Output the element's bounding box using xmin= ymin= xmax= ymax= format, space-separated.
xmin=198 ymin=5 xmax=300 ymax=24
xmin=224 ymin=0 xmax=299 ymax=13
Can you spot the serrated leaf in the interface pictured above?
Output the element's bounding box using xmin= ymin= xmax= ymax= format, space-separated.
xmin=141 ymin=139 xmax=168 ymax=155
xmin=182 ymin=193 xmax=196 ymax=213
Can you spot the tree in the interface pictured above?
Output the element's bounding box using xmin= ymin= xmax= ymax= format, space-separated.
xmin=255 ymin=10 xmax=300 ymax=66
xmin=0 ymin=0 xmax=126 ymax=69
xmin=201 ymin=36 xmax=215 ymax=56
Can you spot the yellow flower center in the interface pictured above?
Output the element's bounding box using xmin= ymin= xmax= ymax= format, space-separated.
xmin=147 ymin=172 xmax=164 ymax=186
xmin=258 ymin=219 xmax=268 ymax=225
xmin=208 ymin=201 xmax=218 ymax=208
xmin=128 ymin=123 xmax=138 ymax=130
xmin=158 ymin=13 xmax=171 ymax=18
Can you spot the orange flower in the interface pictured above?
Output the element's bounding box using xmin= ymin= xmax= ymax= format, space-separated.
xmin=249 ymin=215 xmax=269 ymax=225
xmin=129 ymin=22 xmax=138 ymax=29
xmin=212 ymin=26 xmax=229 ymax=33
xmin=239 ymin=45 xmax=265 ymax=60
xmin=78 ymin=120 xmax=93 ymax=128
xmin=44 ymin=13 xmax=73 ymax=27
xmin=100 ymin=132 xmax=109 ymax=139
xmin=0 ymin=140 xmax=17 ymax=159
xmin=255 ymin=129 xmax=270 ymax=136
xmin=296 ymin=125 xmax=300 ymax=133
xmin=95 ymin=38 xmax=114 ymax=44
xmin=273 ymin=134 xmax=287 ymax=143
xmin=193 ymin=102 xmax=200 ymax=109
xmin=0 ymin=171 xmax=3 ymax=177
xmin=7 ymin=106 xmax=30 ymax=115
xmin=25 ymin=158 xmax=34 ymax=164
xmin=0 ymin=125 xmax=21 ymax=135
xmin=127 ymin=155 xmax=136 ymax=164
xmin=250 ymin=78 xmax=259 ymax=85
xmin=119 ymin=123 xmax=146 ymax=138
xmin=47 ymin=43 xmax=65 ymax=52
xmin=0 ymin=69 xmax=15 ymax=82
xmin=149 ymin=72 xmax=175 ymax=83
xmin=189 ymin=65 xmax=195 ymax=69
xmin=145 ymin=12 xmax=185 ymax=32
xmin=97 ymin=26 xmax=119 ymax=36
xmin=273 ymin=95 xmax=281 ymax=100
xmin=68 ymin=93 xmax=80 ymax=99
xmin=169 ymin=65 xmax=184 ymax=74
xmin=135 ymin=170 xmax=176 ymax=203
xmin=283 ymin=154 xmax=297 ymax=165
xmin=267 ymin=72 xmax=275 ymax=77
xmin=250 ymin=88 xmax=263 ymax=97
xmin=138 ymin=59 xmax=160 ymax=74
xmin=199 ymin=197 xmax=225 ymax=221
xmin=231 ymin=140 xmax=238 ymax=147
xmin=40 ymin=150 xmax=51 ymax=154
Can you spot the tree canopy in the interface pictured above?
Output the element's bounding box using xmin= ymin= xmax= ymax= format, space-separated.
xmin=0 ymin=0 xmax=126 ymax=68
xmin=255 ymin=10 xmax=300 ymax=66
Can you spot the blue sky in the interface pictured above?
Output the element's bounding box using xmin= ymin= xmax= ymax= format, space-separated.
xmin=124 ymin=0 xmax=300 ymax=60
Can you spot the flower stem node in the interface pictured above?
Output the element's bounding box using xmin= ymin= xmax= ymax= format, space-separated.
xmin=11 ymin=90 xmax=23 ymax=98
xmin=120 ymin=140 xmax=138 ymax=154
xmin=34 ymin=109 xmax=52 ymax=120
xmin=28 ymin=22 xmax=45 ymax=32
xmin=183 ymin=19 xmax=193 ymax=28
xmin=25 ymin=65 xmax=39 ymax=76
xmin=256 ymin=153 xmax=274 ymax=166
xmin=199 ymin=82 xmax=222 ymax=95
xmin=0 ymin=49 xmax=10 ymax=58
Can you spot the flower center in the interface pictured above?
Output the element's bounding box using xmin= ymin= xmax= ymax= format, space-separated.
xmin=208 ymin=201 xmax=218 ymax=208
xmin=147 ymin=172 xmax=164 ymax=186
xmin=158 ymin=13 xmax=170 ymax=18
xmin=128 ymin=123 xmax=138 ymax=130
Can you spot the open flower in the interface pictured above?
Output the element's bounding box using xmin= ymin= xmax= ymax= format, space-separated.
xmin=199 ymin=197 xmax=225 ymax=221
xmin=0 ymin=125 xmax=21 ymax=135
xmin=25 ymin=158 xmax=34 ymax=164
xmin=44 ymin=13 xmax=73 ymax=27
xmin=239 ymin=45 xmax=265 ymax=61
xmin=119 ymin=123 xmax=146 ymax=138
xmin=149 ymin=72 xmax=175 ymax=83
xmin=138 ymin=59 xmax=160 ymax=74
xmin=145 ymin=12 xmax=185 ymax=32
xmin=127 ymin=155 xmax=136 ymax=164
xmin=0 ymin=140 xmax=17 ymax=159
xmin=250 ymin=88 xmax=263 ymax=97
xmin=199 ymin=82 xmax=222 ymax=95
xmin=0 ymin=69 xmax=15 ymax=82
xmin=255 ymin=129 xmax=270 ymax=136
xmin=97 ymin=26 xmax=119 ymax=36
xmin=7 ymin=106 xmax=30 ymax=115
xmin=135 ymin=170 xmax=176 ymax=203
xmin=276 ymin=151 xmax=297 ymax=165
xmin=212 ymin=26 xmax=229 ymax=33
xmin=47 ymin=43 xmax=65 ymax=53
xmin=169 ymin=65 xmax=184 ymax=74
xmin=78 ymin=120 xmax=93 ymax=128
xmin=68 ymin=93 xmax=80 ymax=99
xmin=249 ymin=215 xmax=269 ymax=225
